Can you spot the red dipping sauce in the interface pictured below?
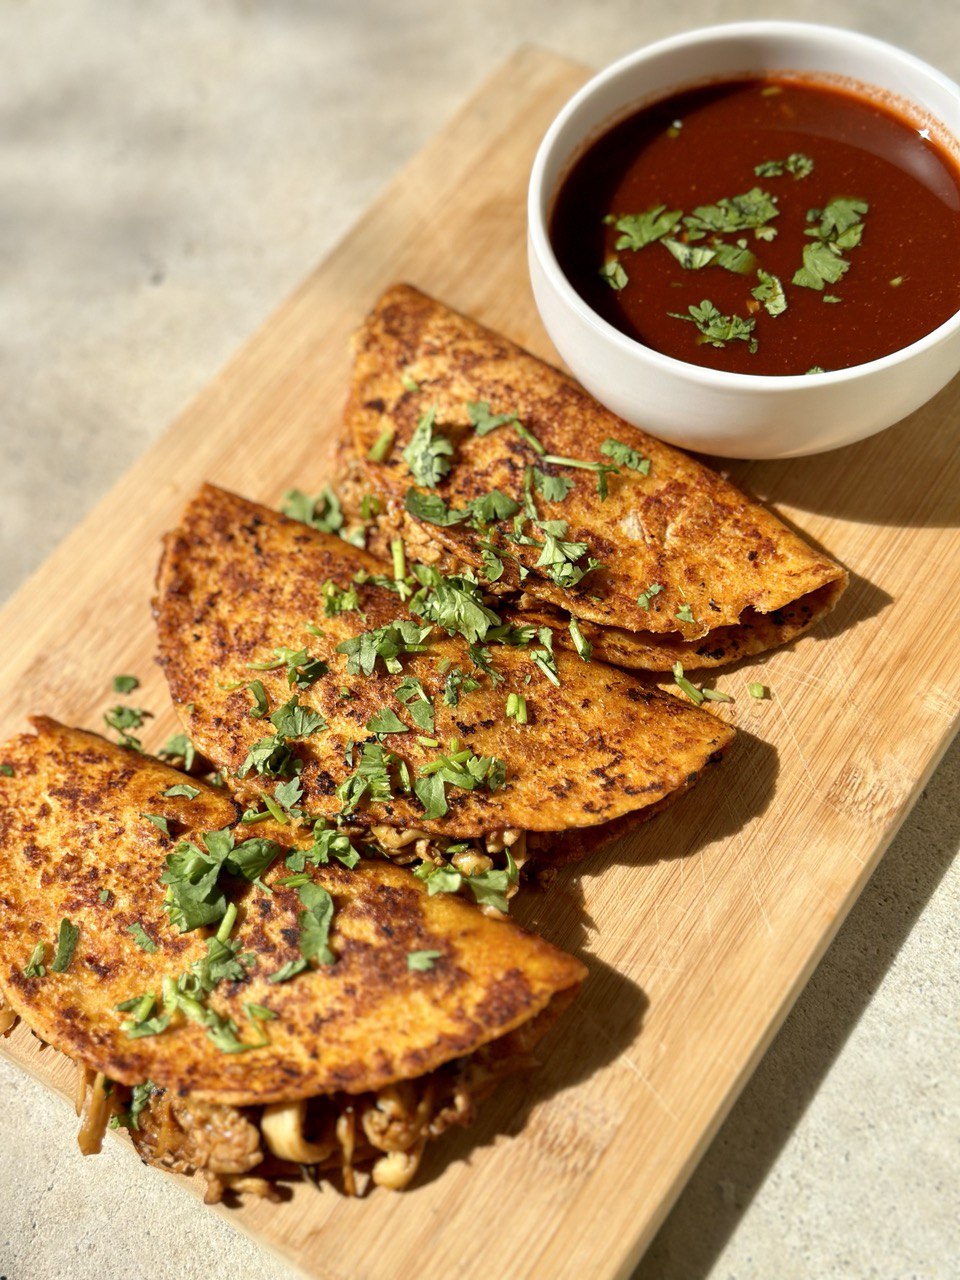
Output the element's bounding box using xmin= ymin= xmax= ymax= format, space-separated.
xmin=549 ymin=77 xmax=960 ymax=376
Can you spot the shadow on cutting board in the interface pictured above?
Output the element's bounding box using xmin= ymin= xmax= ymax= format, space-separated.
xmin=631 ymin=730 xmax=960 ymax=1280
xmin=415 ymin=951 xmax=648 ymax=1191
xmin=713 ymin=372 xmax=960 ymax=530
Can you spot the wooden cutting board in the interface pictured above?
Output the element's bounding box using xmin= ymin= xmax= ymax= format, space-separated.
xmin=2 ymin=47 xmax=959 ymax=1280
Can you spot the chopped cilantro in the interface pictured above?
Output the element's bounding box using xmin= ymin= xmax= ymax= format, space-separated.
xmin=748 ymin=682 xmax=768 ymax=700
xmin=442 ymin=666 xmax=481 ymax=707
xmin=754 ymin=152 xmax=814 ymax=179
xmin=248 ymin=646 xmax=328 ymax=690
xmin=534 ymin=469 xmax=574 ymax=502
xmin=128 ymin=922 xmax=158 ymax=953
xmin=269 ymin=696 xmax=326 ymax=740
xmin=298 ymin=882 xmax=335 ymax=966
xmin=662 ymin=238 xmax=716 ymax=270
xmin=281 ymin=487 xmax=344 ymax=534
xmin=336 ymin=620 xmax=432 ymax=676
xmin=99 ymin=889 xmax=111 ymax=903
xmin=675 ymin=603 xmax=697 ymax=625
xmin=684 ymin=187 xmax=779 ymax=239
xmin=268 ymin=957 xmax=309 ymax=983
xmin=109 ymin=1080 xmax=158 ymax=1131
xmin=366 ymin=708 xmax=409 ymax=736
xmin=599 ymin=258 xmax=628 ymax=290
xmin=407 ymin=949 xmax=441 ymax=971
xmin=395 ymin=675 xmax=435 ymax=732
xmin=605 ymin=205 xmax=680 ymax=251
xmin=112 ymin=675 xmax=140 ymax=694
xmin=159 ymin=733 xmax=196 ymax=772
xmin=367 ymin=427 xmax=395 ymax=464
xmin=505 ymin=692 xmax=528 ymax=724
xmin=414 ymin=745 xmax=506 ymax=820
xmin=337 ymin=742 xmax=400 ymax=814
xmin=141 ymin=813 xmax=171 ymax=837
xmin=636 ymin=582 xmax=663 ymax=610
xmin=752 ymin=269 xmax=787 ymax=318
xmin=321 ymin=579 xmax=361 ymax=617
xmin=568 ymin=617 xmax=592 ymax=661
xmin=403 ymin=405 xmax=454 ymax=487
xmin=600 ymin=438 xmax=651 ymax=474
xmin=401 ymin=373 xmax=420 ymax=392
xmin=669 ymin=300 xmax=757 ymax=352
xmin=247 ymin=680 xmax=269 ymax=719
xmin=672 ymin=661 xmax=704 ymax=706
xmin=51 ymin=918 xmax=80 ymax=973
xmin=792 ymin=240 xmax=849 ymax=290
xmin=411 ymin=573 xmax=502 ymax=645
xmin=23 ymin=943 xmax=46 ymax=978
xmin=104 ymin=705 xmax=152 ymax=750
xmin=163 ymin=783 xmax=200 ymax=800
xmin=0 ymin=763 xmax=13 ymax=777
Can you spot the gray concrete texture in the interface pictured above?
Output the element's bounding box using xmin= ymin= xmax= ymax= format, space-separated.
xmin=1 ymin=1 xmax=958 ymax=1277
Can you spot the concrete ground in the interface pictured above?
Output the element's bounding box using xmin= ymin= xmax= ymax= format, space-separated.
xmin=1 ymin=2 xmax=958 ymax=1277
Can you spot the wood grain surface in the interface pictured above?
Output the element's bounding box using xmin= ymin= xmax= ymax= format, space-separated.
xmin=2 ymin=47 xmax=959 ymax=1280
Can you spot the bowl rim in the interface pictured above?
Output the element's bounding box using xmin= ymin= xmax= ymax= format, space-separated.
xmin=527 ymin=19 xmax=960 ymax=390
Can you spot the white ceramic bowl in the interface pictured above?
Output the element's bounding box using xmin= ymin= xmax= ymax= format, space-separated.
xmin=528 ymin=22 xmax=960 ymax=458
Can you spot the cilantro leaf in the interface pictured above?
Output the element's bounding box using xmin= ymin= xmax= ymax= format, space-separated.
xmin=636 ymin=582 xmax=663 ymax=609
xmin=407 ymin=949 xmax=441 ymax=971
xmin=269 ymin=696 xmax=326 ymax=740
xmin=128 ymin=922 xmax=158 ymax=953
xmin=402 ymin=405 xmax=454 ymax=487
xmin=247 ymin=680 xmax=269 ymax=718
xmin=411 ymin=574 xmax=502 ymax=645
xmin=405 ymin=489 xmax=467 ymax=527
xmin=684 ymin=187 xmax=779 ymax=239
xmin=607 ymin=205 xmax=680 ymax=251
xmin=51 ymin=918 xmax=79 ymax=973
xmin=668 ymin=300 xmax=757 ymax=351
xmin=282 ymin=486 xmax=344 ymax=534
xmin=23 ymin=943 xmax=46 ymax=978
xmin=141 ymin=813 xmax=171 ymax=837
xmin=163 ymin=784 xmax=200 ymax=800
xmin=672 ymin=660 xmax=705 ymax=706
xmin=337 ymin=742 xmax=400 ymax=814
xmin=159 ymin=733 xmax=196 ymax=772
xmin=112 ymin=675 xmax=140 ymax=694
xmin=336 ymin=620 xmax=433 ymax=676
xmin=662 ymin=238 xmax=716 ymax=270
xmin=366 ymin=708 xmax=409 ymax=736
xmin=298 ymin=882 xmax=335 ymax=966
xmin=598 ymin=258 xmax=628 ymax=290
xmin=395 ymin=676 xmax=435 ymax=733
xmin=600 ymin=439 xmax=650 ymax=474
xmin=568 ymin=617 xmax=592 ymax=661
xmin=752 ymin=269 xmax=787 ymax=317
xmin=110 ymin=1080 xmax=158 ymax=1131
xmin=534 ymin=469 xmax=574 ymax=502
xmin=792 ymin=241 xmax=849 ymax=290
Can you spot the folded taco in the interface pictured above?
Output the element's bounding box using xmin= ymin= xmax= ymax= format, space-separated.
xmin=0 ymin=719 xmax=585 ymax=1200
xmin=339 ymin=284 xmax=847 ymax=671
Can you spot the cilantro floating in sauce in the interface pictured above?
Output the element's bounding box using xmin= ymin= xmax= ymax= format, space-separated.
xmin=752 ymin=269 xmax=787 ymax=317
xmin=754 ymin=152 xmax=814 ymax=179
xmin=604 ymin=205 xmax=680 ymax=250
xmin=669 ymin=300 xmax=757 ymax=352
xmin=598 ymin=259 xmax=628 ymax=290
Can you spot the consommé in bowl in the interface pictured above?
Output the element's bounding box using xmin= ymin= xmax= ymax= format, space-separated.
xmin=527 ymin=22 xmax=960 ymax=458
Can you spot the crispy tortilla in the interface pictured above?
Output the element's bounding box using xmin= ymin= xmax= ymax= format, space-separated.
xmin=343 ymin=284 xmax=847 ymax=670
xmin=0 ymin=719 xmax=585 ymax=1108
xmin=154 ymin=485 xmax=734 ymax=838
